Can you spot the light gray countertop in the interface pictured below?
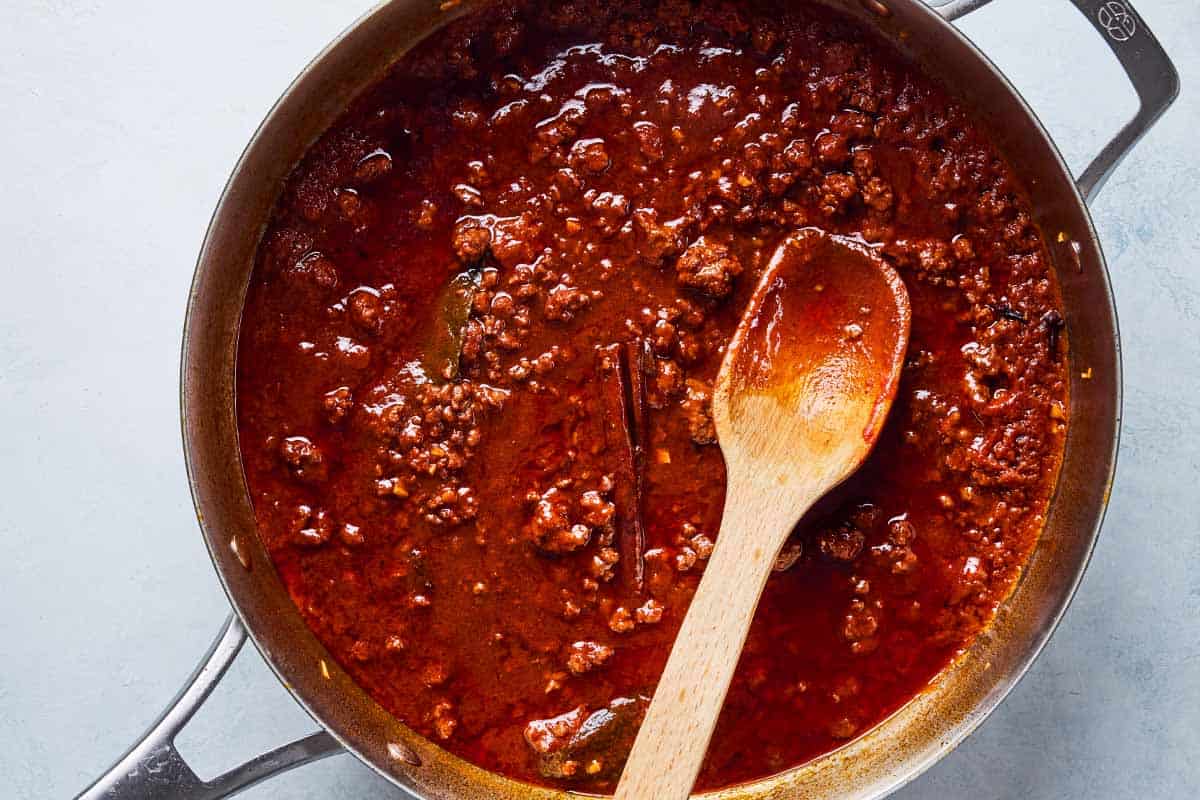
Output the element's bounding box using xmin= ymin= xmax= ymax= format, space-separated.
xmin=1 ymin=1 xmax=1196 ymax=797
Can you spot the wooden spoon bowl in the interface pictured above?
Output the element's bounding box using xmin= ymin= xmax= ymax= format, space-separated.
xmin=615 ymin=230 xmax=911 ymax=800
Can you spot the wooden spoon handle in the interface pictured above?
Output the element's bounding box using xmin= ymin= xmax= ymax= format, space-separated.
xmin=615 ymin=495 xmax=796 ymax=800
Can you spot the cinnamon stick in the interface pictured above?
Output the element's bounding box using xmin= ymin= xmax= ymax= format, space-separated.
xmin=597 ymin=341 xmax=648 ymax=594
xmin=625 ymin=338 xmax=651 ymax=455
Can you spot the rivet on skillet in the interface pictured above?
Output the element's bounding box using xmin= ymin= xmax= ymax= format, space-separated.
xmin=387 ymin=741 xmax=423 ymax=767
xmin=861 ymin=0 xmax=892 ymax=17
xmin=229 ymin=534 xmax=252 ymax=569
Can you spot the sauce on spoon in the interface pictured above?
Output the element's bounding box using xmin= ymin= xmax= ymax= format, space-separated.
xmin=616 ymin=230 xmax=911 ymax=800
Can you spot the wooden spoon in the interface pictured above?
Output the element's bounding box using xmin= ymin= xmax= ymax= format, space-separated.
xmin=614 ymin=230 xmax=911 ymax=800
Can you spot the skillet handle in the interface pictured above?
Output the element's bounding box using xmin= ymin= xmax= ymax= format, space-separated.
xmin=936 ymin=0 xmax=1180 ymax=202
xmin=74 ymin=614 xmax=344 ymax=800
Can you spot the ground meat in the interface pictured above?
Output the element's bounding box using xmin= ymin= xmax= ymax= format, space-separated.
xmin=674 ymin=546 xmax=698 ymax=572
xmin=347 ymin=288 xmax=383 ymax=333
xmin=884 ymin=237 xmax=956 ymax=279
xmin=635 ymin=599 xmax=664 ymax=624
xmin=689 ymin=532 xmax=714 ymax=559
xmin=279 ymin=436 xmax=326 ymax=482
xmin=415 ymin=198 xmax=438 ymax=229
xmin=338 ymin=522 xmax=365 ymax=546
xmin=286 ymin=251 xmax=339 ymax=291
xmin=841 ymin=599 xmax=879 ymax=654
xmin=649 ymin=318 xmax=677 ymax=354
xmin=422 ymin=661 xmax=450 ymax=687
xmin=634 ymin=209 xmax=685 ymax=262
xmin=544 ymin=283 xmax=591 ymax=322
xmin=579 ymin=490 xmax=615 ymax=527
xmin=524 ymin=698 xmax=645 ymax=781
xmin=590 ymin=546 xmax=620 ymax=582
xmin=333 ymin=336 xmax=370 ymax=370
xmin=597 ymin=201 xmax=631 ymax=235
xmin=675 ymin=237 xmax=743 ymax=298
xmin=490 ymin=214 xmax=539 ymax=268
xmin=651 ymin=358 xmax=683 ymax=404
xmin=633 ymin=120 xmax=664 ymax=161
xmin=817 ymin=521 xmax=865 ymax=563
xmin=452 ymin=221 xmax=492 ymax=263
xmin=566 ymin=640 xmax=614 ymax=675
xmin=948 ymin=555 xmax=989 ymax=605
xmin=525 ymin=707 xmax=588 ymax=755
xmin=815 ymin=131 xmax=849 ymax=165
xmin=354 ymin=149 xmax=394 ymax=183
xmin=818 ymin=172 xmax=858 ymax=215
xmin=873 ymin=518 xmax=919 ymax=575
xmin=570 ymin=138 xmax=611 ymax=173
xmin=423 ymin=482 xmax=479 ymax=527
xmin=608 ymin=606 xmax=634 ymax=633
xmin=335 ymin=188 xmax=368 ymax=224
xmin=862 ymin=176 xmax=894 ymax=212
xmin=428 ymin=700 xmax=458 ymax=740
xmin=323 ymin=386 xmax=353 ymax=423
xmin=681 ymin=379 xmax=717 ymax=445
xmin=290 ymin=505 xmax=333 ymax=547
xmin=527 ymin=487 xmax=591 ymax=553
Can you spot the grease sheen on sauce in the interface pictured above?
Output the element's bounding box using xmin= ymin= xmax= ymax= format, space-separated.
xmin=236 ymin=0 xmax=1068 ymax=791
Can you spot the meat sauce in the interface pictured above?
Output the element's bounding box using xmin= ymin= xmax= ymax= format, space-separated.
xmin=236 ymin=0 xmax=1068 ymax=791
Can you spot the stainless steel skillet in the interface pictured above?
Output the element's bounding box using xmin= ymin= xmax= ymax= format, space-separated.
xmin=79 ymin=1 xmax=1178 ymax=797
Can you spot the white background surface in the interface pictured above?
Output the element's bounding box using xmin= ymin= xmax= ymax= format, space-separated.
xmin=1 ymin=0 xmax=1197 ymax=797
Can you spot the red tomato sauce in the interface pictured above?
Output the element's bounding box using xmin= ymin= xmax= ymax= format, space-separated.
xmin=236 ymin=0 xmax=1068 ymax=791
